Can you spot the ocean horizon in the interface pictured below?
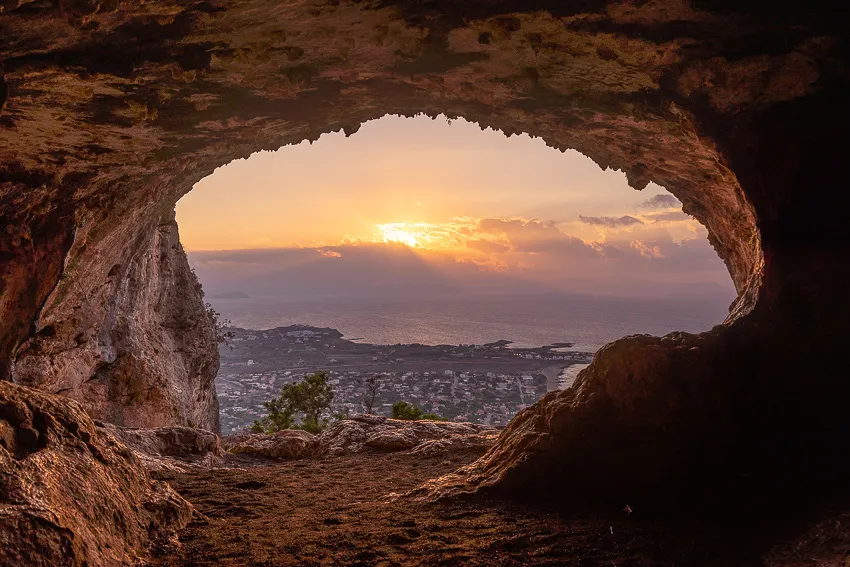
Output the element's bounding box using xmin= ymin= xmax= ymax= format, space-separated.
xmin=208 ymin=291 xmax=733 ymax=353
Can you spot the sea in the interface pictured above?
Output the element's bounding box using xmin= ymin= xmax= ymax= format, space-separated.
xmin=207 ymin=292 xmax=733 ymax=353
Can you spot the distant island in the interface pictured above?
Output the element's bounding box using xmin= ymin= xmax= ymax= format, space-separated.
xmin=216 ymin=325 xmax=594 ymax=434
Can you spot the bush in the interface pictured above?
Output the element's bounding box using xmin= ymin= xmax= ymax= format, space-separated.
xmin=204 ymin=302 xmax=235 ymax=347
xmin=252 ymin=372 xmax=335 ymax=434
xmin=188 ymin=266 xmax=234 ymax=347
xmin=391 ymin=401 xmax=447 ymax=421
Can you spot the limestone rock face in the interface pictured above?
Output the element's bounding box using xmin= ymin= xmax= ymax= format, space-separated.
xmin=11 ymin=208 xmax=220 ymax=432
xmin=224 ymin=429 xmax=319 ymax=460
xmin=0 ymin=381 xmax=193 ymax=567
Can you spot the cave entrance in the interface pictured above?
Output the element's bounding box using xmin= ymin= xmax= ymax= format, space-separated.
xmin=3 ymin=3 xmax=775 ymax=438
xmin=4 ymin=2 xmax=849 ymax=563
xmin=176 ymin=113 xmax=734 ymax=434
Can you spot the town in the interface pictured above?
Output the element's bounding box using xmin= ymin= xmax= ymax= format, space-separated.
xmin=216 ymin=325 xmax=595 ymax=434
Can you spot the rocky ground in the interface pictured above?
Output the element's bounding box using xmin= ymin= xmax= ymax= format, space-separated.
xmin=133 ymin=417 xmax=849 ymax=567
xmin=3 ymin=381 xmax=846 ymax=567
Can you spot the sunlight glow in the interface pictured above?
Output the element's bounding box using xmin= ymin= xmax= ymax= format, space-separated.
xmin=378 ymin=223 xmax=428 ymax=248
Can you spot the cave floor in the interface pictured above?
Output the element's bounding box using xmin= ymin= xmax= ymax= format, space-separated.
xmin=151 ymin=449 xmax=824 ymax=567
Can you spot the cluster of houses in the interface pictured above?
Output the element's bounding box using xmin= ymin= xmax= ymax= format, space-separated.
xmin=216 ymin=366 xmax=549 ymax=433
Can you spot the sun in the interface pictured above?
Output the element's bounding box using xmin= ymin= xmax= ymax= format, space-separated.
xmin=380 ymin=225 xmax=420 ymax=247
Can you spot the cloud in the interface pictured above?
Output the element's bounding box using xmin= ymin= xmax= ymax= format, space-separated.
xmin=317 ymin=249 xmax=343 ymax=258
xmin=640 ymin=194 xmax=681 ymax=209
xmin=629 ymin=240 xmax=665 ymax=259
xmin=188 ymin=242 xmax=554 ymax=300
xmin=475 ymin=218 xmax=567 ymax=243
xmin=578 ymin=215 xmax=644 ymax=228
xmin=466 ymin=239 xmax=510 ymax=254
xmin=470 ymin=218 xmax=597 ymax=257
xmin=643 ymin=211 xmax=692 ymax=223
xmin=187 ymin=212 xmax=735 ymax=301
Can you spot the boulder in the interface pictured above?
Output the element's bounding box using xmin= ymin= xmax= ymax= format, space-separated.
xmin=315 ymin=418 xmax=371 ymax=457
xmin=0 ymin=381 xmax=193 ymax=567
xmin=98 ymin=423 xmax=224 ymax=473
xmin=318 ymin=415 xmax=498 ymax=456
xmin=408 ymin=431 xmax=501 ymax=457
xmin=100 ymin=424 xmax=223 ymax=458
xmin=364 ymin=431 xmax=418 ymax=451
xmin=224 ymin=430 xmax=319 ymax=460
xmin=218 ymin=417 xmax=499 ymax=459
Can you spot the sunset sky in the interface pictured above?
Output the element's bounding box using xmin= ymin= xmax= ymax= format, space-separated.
xmin=177 ymin=115 xmax=734 ymax=299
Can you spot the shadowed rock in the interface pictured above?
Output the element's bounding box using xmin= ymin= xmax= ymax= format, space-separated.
xmin=99 ymin=423 xmax=224 ymax=472
xmin=102 ymin=424 xmax=223 ymax=458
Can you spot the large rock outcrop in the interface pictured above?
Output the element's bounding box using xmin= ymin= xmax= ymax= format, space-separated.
xmin=414 ymin=324 xmax=850 ymax=508
xmin=0 ymin=0 xmax=848 ymax=551
xmin=103 ymin=423 xmax=222 ymax=459
xmin=0 ymin=381 xmax=193 ymax=567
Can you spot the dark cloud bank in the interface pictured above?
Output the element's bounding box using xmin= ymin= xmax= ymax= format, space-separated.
xmin=189 ymin=237 xmax=735 ymax=302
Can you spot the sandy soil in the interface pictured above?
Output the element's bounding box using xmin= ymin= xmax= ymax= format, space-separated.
xmin=150 ymin=447 xmax=846 ymax=567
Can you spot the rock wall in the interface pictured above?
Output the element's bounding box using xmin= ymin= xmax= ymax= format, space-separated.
xmin=11 ymin=206 xmax=220 ymax=431
xmin=0 ymin=0 xmax=848 ymax=518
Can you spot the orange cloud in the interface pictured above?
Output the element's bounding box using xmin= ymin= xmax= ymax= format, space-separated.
xmin=466 ymin=239 xmax=510 ymax=254
xmin=317 ymin=249 xmax=343 ymax=258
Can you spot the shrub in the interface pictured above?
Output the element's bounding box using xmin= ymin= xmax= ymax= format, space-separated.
xmin=391 ymin=401 xmax=447 ymax=421
xmin=391 ymin=401 xmax=422 ymax=420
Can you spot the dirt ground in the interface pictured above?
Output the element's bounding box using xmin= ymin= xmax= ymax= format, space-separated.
xmin=151 ymin=448 xmax=846 ymax=567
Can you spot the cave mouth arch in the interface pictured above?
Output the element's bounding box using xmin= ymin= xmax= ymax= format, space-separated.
xmin=2 ymin=0 xmax=847 ymax=525
xmin=177 ymin=112 xmax=737 ymax=433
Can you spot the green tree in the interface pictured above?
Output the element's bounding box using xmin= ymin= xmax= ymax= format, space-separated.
xmin=251 ymin=395 xmax=295 ymax=433
xmin=391 ymin=401 xmax=447 ymax=421
xmin=252 ymin=372 xmax=335 ymax=434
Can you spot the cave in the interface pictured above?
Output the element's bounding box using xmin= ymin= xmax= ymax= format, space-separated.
xmin=1 ymin=1 xmax=848 ymax=565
